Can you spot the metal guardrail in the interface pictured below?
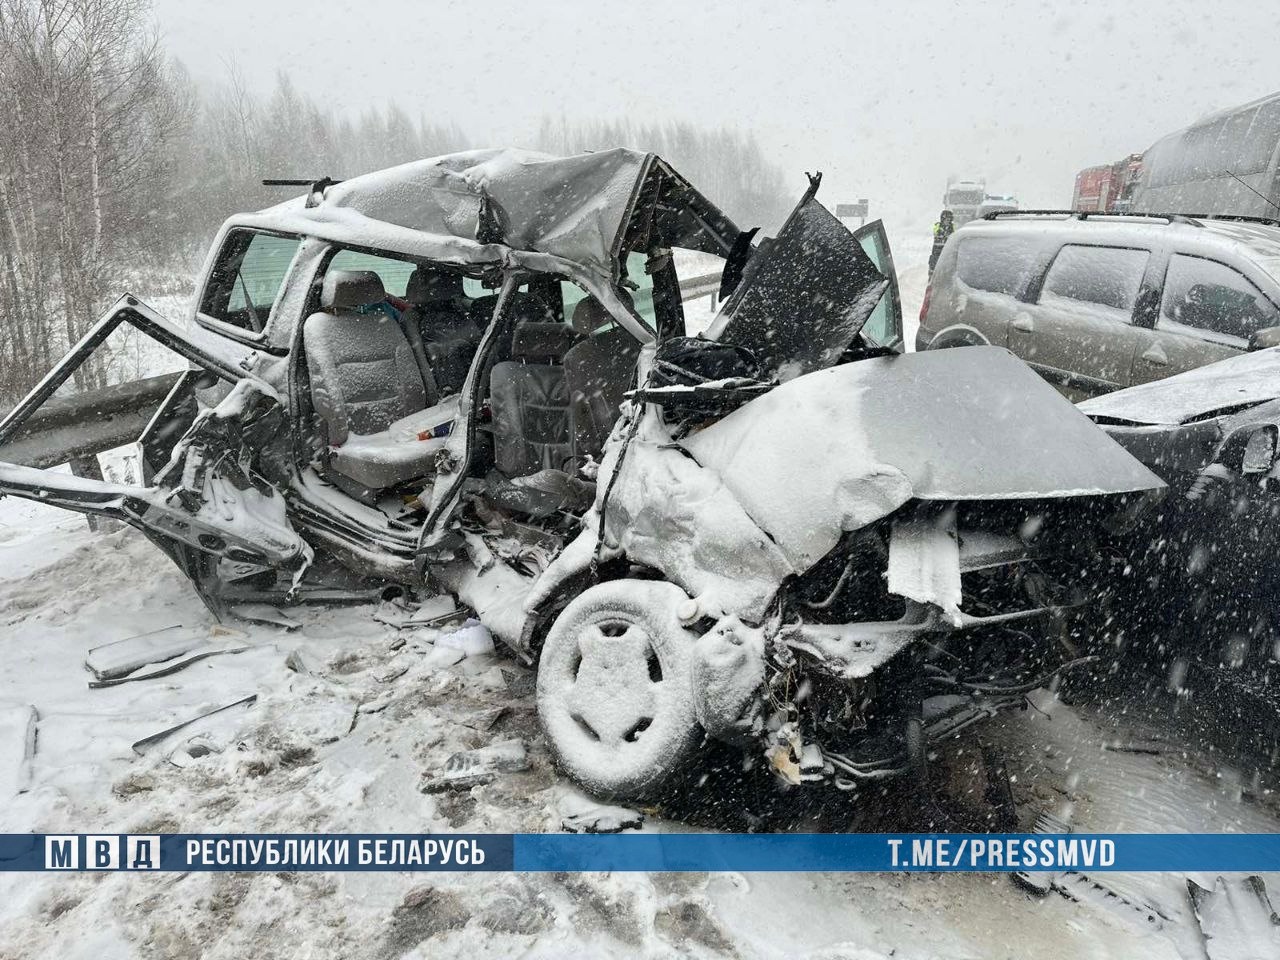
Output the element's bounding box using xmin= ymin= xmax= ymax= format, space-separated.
xmin=678 ymin=269 xmax=723 ymax=303
xmin=0 ymin=372 xmax=181 ymax=468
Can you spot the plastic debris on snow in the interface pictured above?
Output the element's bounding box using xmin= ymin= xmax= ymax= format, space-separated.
xmin=423 ymin=618 xmax=495 ymax=667
xmin=421 ymin=738 xmax=529 ymax=793
xmin=559 ymin=792 xmax=644 ymax=833
xmin=228 ymin=604 xmax=302 ymax=631
xmin=130 ymin=694 xmax=258 ymax=757
xmin=1188 ymin=876 xmax=1280 ymax=960
xmin=372 ymin=593 xmax=461 ymax=630
xmin=84 ymin=624 xmax=250 ymax=687
xmin=435 ymin=619 xmax=495 ymax=656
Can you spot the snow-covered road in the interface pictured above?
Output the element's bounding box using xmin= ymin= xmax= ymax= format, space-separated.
xmin=2 ymin=489 xmax=1277 ymax=959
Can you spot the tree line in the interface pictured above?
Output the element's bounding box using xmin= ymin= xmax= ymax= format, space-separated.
xmin=0 ymin=0 xmax=792 ymax=405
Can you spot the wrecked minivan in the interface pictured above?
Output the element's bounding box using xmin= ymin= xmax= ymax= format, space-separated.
xmin=0 ymin=148 xmax=1164 ymax=799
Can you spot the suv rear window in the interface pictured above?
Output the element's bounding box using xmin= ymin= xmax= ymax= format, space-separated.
xmin=954 ymin=236 xmax=1040 ymax=296
xmin=1040 ymin=244 xmax=1148 ymax=314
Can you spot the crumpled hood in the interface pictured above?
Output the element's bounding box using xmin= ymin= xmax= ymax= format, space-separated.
xmin=680 ymin=347 xmax=1164 ymax=571
xmin=1078 ymin=347 xmax=1280 ymax=426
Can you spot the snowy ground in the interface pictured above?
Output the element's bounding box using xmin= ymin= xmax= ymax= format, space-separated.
xmin=2 ymin=488 xmax=1279 ymax=959
xmin=2 ymin=242 xmax=1279 ymax=959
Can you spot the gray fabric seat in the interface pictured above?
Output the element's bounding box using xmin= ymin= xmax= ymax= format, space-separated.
xmin=304 ymin=269 xmax=445 ymax=490
xmin=403 ymin=269 xmax=482 ymax=396
xmin=563 ymin=297 xmax=641 ymax=458
xmin=488 ymin=320 xmax=579 ymax=478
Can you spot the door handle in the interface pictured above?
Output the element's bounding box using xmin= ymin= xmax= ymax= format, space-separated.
xmin=1012 ymin=314 xmax=1034 ymax=333
xmin=1140 ymin=342 xmax=1168 ymax=366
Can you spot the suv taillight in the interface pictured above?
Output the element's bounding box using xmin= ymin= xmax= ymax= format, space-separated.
xmin=919 ymin=282 xmax=932 ymax=324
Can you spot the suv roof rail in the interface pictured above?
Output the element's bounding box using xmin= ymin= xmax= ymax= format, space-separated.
xmin=982 ymin=210 xmax=1280 ymax=228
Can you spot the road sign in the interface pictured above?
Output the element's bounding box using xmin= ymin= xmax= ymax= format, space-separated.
xmin=836 ymin=200 xmax=869 ymax=219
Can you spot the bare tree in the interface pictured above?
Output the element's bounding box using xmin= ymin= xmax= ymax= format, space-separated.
xmin=0 ymin=0 xmax=190 ymax=403
xmin=533 ymin=116 xmax=792 ymax=230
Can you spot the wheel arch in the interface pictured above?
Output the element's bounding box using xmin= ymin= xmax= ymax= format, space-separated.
xmin=926 ymin=323 xmax=992 ymax=349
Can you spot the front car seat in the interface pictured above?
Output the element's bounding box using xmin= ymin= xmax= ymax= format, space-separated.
xmin=403 ymin=268 xmax=482 ymax=397
xmin=487 ymin=321 xmax=581 ymax=478
xmin=563 ymin=296 xmax=641 ymax=459
xmin=304 ymin=269 xmax=454 ymax=491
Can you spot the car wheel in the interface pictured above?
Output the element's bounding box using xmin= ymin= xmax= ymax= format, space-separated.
xmin=536 ymin=579 xmax=701 ymax=800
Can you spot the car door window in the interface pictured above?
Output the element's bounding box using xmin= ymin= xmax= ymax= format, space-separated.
xmin=1159 ymin=253 xmax=1279 ymax=347
xmin=855 ymin=222 xmax=902 ymax=348
xmin=200 ymin=230 xmax=302 ymax=334
xmin=1038 ymin=245 xmax=1149 ymax=317
xmin=955 ymin=236 xmax=1041 ymax=296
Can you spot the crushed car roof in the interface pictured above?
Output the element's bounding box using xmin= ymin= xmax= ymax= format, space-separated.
xmin=1078 ymin=347 xmax=1280 ymax=425
xmin=234 ymin=147 xmax=740 ymax=286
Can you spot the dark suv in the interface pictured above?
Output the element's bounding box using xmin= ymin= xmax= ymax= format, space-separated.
xmin=916 ymin=212 xmax=1280 ymax=398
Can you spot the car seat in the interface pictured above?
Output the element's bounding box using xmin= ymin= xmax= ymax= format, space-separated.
xmin=303 ymin=269 xmax=454 ymax=490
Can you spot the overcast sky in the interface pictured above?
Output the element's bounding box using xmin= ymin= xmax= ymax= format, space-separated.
xmin=153 ymin=0 xmax=1280 ymax=235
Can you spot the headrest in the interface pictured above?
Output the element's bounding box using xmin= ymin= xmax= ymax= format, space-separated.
xmin=511 ymin=321 xmax=580 ymax=361
xmin=467 ymin=291 xmax=555 ymax=327
xmin=570 ymin=297 xmax=612 ymax=335
xmin=406 ymin=269 xmax=464 ymax=305
xmin=321 ymin=270 xmax=385 ymax=312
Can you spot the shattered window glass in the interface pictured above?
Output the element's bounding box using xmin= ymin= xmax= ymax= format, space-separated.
xmin=1159 ymin=254 xmax=1279 ymax=346
xmin=1040 ymin=244 xmax=1149 ymax=314
xmin=954 ymin=236 xmax=1040 ymax=296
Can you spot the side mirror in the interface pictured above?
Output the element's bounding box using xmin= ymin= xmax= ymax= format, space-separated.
xmin=1247 ymin=326 xmax=1280 ymax=351
xmin=1218 ymin=423 xmax=1279 ymax=475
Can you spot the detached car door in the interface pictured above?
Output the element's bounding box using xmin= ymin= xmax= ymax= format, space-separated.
xmin=1011 ymin=242 xmax=1152 ymax=399
xmin=0 ymin=256 xmax=311 ymax=596
xmin=1128 ymin=252 xmax=1280 ymax=385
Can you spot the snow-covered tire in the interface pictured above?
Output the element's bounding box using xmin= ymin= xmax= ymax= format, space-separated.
xmin=536 ymin=579 xmax=701 ymax=800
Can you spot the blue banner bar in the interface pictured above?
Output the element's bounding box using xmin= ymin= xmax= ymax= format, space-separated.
xmin=3 ymin=833 xmax=1279 ymax=873
xmin=513 ymin=833 xmax=1280 ymax=872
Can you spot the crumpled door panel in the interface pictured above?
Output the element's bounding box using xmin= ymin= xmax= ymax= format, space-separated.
xmin=704 ymin=186 xmax=889 ymax=381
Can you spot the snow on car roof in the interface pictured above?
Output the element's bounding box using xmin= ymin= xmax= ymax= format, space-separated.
xmin=1198 ymin=219 xmax=1280 ymax=279
xmin=232 ymin=147 xmax=724 ymax=287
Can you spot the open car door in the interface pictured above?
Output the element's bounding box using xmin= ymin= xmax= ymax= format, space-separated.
xmin=0 ymin=296 xmax=311 ymax=606
xmin=703 ymin=178 xmax=900 ymax=379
